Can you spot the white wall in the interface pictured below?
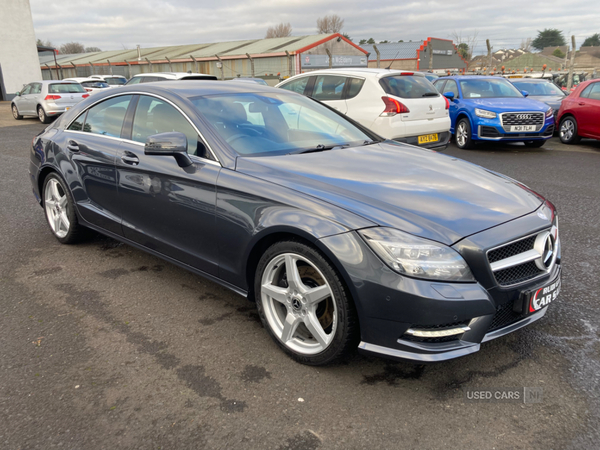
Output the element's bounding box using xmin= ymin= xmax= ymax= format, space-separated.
xmin=0 ymin=0 xmax=42 ymax=101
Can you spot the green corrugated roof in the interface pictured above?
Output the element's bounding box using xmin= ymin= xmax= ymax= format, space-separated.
xmin=43 ymin=34 xmax=349 ymax=66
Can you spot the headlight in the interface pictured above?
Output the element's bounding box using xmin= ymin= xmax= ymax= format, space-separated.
xmin=358 ymin=228 xmax=475 ymax=282
xmin=475 ymin=108 xmax=497 ymax=119
xmin=545 ymin=108 xmax=553 ymax=118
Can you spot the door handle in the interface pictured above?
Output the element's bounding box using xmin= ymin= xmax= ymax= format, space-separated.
xmin=66 ymin=140 xmax=79 ymax=152
xmin=121 ymin=151 xmax=139 ymax=165
xmin=578 ymin=102 xmax=586 ymax=106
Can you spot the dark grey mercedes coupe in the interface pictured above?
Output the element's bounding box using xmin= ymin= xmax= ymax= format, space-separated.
xmin=29 ymin=81 xmax=561 ymax=365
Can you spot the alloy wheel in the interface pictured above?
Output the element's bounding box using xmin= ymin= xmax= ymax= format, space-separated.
xmin=560 ymin=119 xmax=574 ymax=141
xmin=38 ymin=107 xmax=46 ymax=123
xmin=44 ymin=178 xmax=70 ymax=238
xmin=260 ymin=253 xmax=337 ymax=355
xmin=12 ymin=105 xmax=19 ymax=119
xmin=456 ymin=122 xmax=467 ymax=147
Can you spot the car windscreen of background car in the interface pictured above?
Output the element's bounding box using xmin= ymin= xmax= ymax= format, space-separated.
xmin=105 ymin=78 xmax=126 ymax=86
xmin=191 ymin=92 xmax=372 ymax=157
xmin=512 ymin=81 xmax=565 ymax=96
xmin=49 ymin=83 xmax=86 ymax=94
xmin=379 ymin=75 xmax=439 ymax=98
xmin=459 ymin=79 xmax=522 ymax=98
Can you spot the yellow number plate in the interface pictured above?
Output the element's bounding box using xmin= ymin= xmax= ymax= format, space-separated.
xmin=418 ymin=133 xmax=438 ymax=144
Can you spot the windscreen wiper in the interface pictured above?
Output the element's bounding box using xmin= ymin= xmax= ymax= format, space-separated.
xmin=422 ymin=92 xmax=440 ymax=97
xmin=290 ymin=143 xmax=350 ymax=155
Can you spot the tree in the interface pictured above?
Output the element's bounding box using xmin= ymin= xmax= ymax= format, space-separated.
xmin=451 ymin=30 xmax=479 ymax=63
xmin=316 ymin=15 xmax=344 ymax=34
xmin=552 ymin=48 xmax=566 ymax=58
xmin=532 ymin=29 xmax=566 ymax=51
xmin=85 ymin=47 xmax=102 ymax=53
xmin=265 ymin=22 xmax=292 ymax=38
xmin=367 ymin=38 xmax=375 ymax=44
xmin=398 ymin=40 xmax=404 ymax=43
xmin=520 ymin=37 xmax=532 ymax=51
xmin=36 ymin=38 xmax=53 ymax=48
xmin=359 ymin=39 xmax=367 ymax=45
xmin=342 ymin=33 xmax=352 ymax=42
xmin=59 ymin=42 xmax=85 ymax=54
xmin=582 ymin=33 xmax=600 ymax=47
xmin=379 ymin=40 xmax=389 ymax=44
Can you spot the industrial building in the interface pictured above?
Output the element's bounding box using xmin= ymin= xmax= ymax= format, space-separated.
xmin=360 ymin=38 xmax=468 ymax=72
xmin=0 ymin=0 xmax=42 ymax=100
xmin=39 ymin=34 xmax=368 ymax=84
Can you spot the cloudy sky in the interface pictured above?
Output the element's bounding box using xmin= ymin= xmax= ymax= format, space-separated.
xmin=30 ymin=0 xmax=599 ymax=55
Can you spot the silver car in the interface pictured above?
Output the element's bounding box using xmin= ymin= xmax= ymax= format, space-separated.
xmin=11 ymin=80 xmax=90 ymax=123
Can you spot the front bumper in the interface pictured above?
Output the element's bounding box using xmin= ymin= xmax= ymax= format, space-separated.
xmin=474 ymin=114 xmax=555 ymax=141
xmin=319 ymin=209 xmax=560 ymax=362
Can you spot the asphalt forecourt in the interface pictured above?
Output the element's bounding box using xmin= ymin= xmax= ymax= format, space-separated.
xmin=1 ymin=101 xmax=598 ymax=449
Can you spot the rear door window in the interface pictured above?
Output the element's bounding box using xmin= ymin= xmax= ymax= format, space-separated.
xmin=379 ymin=75 xmax=439 ymax=99
xmin=126 ymin=77 xmax=142 ymax=85
xmin=312 ymin=75 xmax=347 ymax=101
xmin=279 ymin=77 xmax=311 ymax=95
xmin=346 ymin=78 xmax=365 ymax=99
xmin=586 ymin=83 xmax=600 ymax=100
xmin=81 ymin=95 xmax=133 ymax=137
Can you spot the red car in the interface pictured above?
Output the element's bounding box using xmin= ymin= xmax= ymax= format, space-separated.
xmin=557 ymin=79 xmax=600 ymax=144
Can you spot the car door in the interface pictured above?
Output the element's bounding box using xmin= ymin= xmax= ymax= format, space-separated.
xmin=29 ymin=83 xmax=43 ymax=111
xmin=16 ymin=84 xmax=33 ymax=114
xmin=441 ymin=79 xmax=460 ymax=132
xmin=117 ymin=94 xmax=221 ymax=275
xmin=63 ymin=94 xmax=133 ymax=235
xmin=575 ymin=82 xmax=600 ymax=137
xmin=310 ymin=75 xmax=348 ymax=114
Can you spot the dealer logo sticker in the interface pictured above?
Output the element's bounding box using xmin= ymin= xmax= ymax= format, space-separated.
xmin=530 ymin=279 xmax=561 ymax=312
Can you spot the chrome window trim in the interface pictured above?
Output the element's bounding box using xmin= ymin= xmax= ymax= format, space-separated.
xmin=63 ymin=91 xmax=221 ymax=166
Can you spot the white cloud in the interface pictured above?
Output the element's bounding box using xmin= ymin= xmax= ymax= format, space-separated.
xmin=30 ymin=0 xmax=600 ymax=54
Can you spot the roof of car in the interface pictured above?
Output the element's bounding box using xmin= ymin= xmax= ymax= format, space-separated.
xmin=286 ymin=68 xmax=425 ymax=78
xmin=132 ymin=72 xmax=213 ymax=78
xmin=110 ymin=80 xmax=279 ymax=98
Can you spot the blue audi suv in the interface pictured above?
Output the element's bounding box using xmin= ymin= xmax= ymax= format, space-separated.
xmin=433 ymin=76 xmax=555 ymax=149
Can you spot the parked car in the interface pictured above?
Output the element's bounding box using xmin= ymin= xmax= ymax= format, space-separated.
xmin=125 ymin=72 xmax=218 ymax=85
xmin=556 ymin=79 xmax=600 ymax=144
xmin=63 ymin=77 xmax=112 ymax=95
xmin=509 ymin=78 xmax=567 ymax=124
xmin=276 ymin=68 xmax=451 ymax=150
xmin=418 ymin=71 xmax=439 ymax=82
xmin=433 ymin=76 xmax=555 ymax=149
xmin=11 ymin=80 xmax=89 ymax=123
xmin=89 ymin=75 xmax=128 ymax=87
xmin=30 ymin=81 xmax=561 ymax=365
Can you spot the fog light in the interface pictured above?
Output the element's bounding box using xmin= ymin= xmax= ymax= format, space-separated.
xmin=405 ymin=326 xmax=470 ymax=338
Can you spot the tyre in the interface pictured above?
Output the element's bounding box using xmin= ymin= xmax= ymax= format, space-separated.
xmin=42 ymin=173 xmax=90 ymax=244
xmin=524 ymin=140 xmax=546 ymax=148
xmin=455 ymin=118 xmax=474 ymax=149
xmin=559 ymin=116 xmax=581 ymax=144
xmin=255 ymin=240 xmax=358 ymax=365
xmin=38 ymin=106 xmax=51 ymax=124
xmin=11 ymin=104 xmax=23 ymax=120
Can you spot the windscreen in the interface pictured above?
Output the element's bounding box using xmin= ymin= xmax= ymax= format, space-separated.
xmin=379 ymin=75 xmax=439 ymax=98
xmin=459 ymin=78 xmax=523 ymax=98
xmin=105 ymin=78 xmax=126 ymax=86
xmin=512 ymin=81 xmax=565 ymax=96
xmin=191 ymin=92 xmax=373 ymax=157
xmin=81 ymin=81 xmax=110 ymax=88
xmin=49 ymin=83 xmax=86 ymax=94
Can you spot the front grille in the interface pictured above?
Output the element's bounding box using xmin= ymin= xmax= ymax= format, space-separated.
xmin=488 ymin=235 xmax=536 ymax=263
xmin=488 ymin=299 xmax=527 ymax=332
xmin=494 ymin=261 xmax=544 ymax=286
xmin=501 ymin=112 xmax=544 ymax=127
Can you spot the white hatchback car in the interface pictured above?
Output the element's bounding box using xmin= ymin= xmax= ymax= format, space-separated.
xmin=63 ymin=77 xmax=112 ymax=95
xmin=276 ymin=68 xmax=451 ymax=150
xmin=89 ymin=75 xmax=128 ymax=87
xmin=124 ymin=72 xmax=218 ymax=85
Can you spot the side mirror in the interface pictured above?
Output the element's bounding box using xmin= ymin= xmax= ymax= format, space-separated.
xmin=443 ymin=91 xmax=455 ymax=100
xmin=521 ymin=90 xmax=529 ymax=97
xmin=144 ymin=132 xmax=193 ymax=167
